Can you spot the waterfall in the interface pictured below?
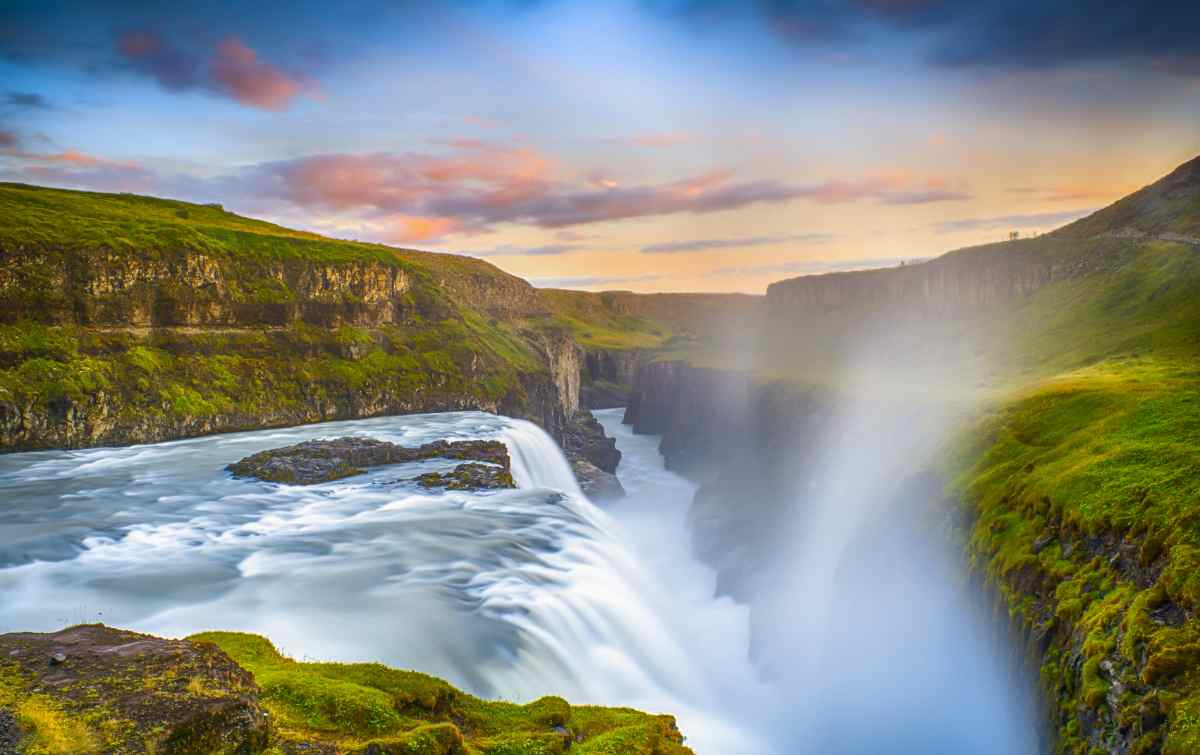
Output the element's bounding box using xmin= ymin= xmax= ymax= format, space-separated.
xmin=501 ymin=418 xmax=583 ymax=496
xmin=0 ymin=410 xmax=770 ymax=753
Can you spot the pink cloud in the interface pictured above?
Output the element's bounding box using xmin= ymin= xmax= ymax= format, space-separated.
xmin=251 ymin=142 xmax=971 ymax=240
xmin=116 ymin=30 xmax=311 ymax=110
xmin=211 ymin=37 xmax=307 ymax=111
xmin=0 ymin=130 xmax=17 ymax=149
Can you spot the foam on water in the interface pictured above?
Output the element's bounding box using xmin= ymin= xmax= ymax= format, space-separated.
xmin=0 ymin=410 xmax=768 ymax=753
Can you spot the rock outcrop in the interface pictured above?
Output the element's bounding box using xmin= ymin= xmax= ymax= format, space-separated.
xmin=0 ymin=624 xmax=269 ymax=754
xmin=561 ymin=410 xmax=625 ymax=499
xmin=417 ymin=462 xmax=515 ymax=491
xmin=227 ymin=436 xmax=511 ymax=485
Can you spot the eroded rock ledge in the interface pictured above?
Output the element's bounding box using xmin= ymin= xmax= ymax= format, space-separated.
xmin=562 ymin=410 xmax=626 ymax=500
xmin=227 ymin=436 xmax=513 ymax=488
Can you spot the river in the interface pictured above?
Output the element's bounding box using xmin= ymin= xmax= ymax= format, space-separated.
xmin=0 ymin=408 xmax=1037 ymax=753
xmin=0 ymin=409 xmax=770 ymax=752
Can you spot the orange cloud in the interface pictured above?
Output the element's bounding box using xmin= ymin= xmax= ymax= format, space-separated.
xmin=385 ymin=216 xmax=462 ymax=243
xmin=211 ymin=37 xmax=306 ymax=111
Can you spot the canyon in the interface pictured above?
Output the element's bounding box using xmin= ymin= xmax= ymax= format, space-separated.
xmin=2 ymin=153 xmax=1199 ymax=753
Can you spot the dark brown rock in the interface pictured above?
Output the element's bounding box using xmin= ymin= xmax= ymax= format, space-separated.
xmin=227 ymin=437 xmax=510 ymax=485
xmin=0 ymin=624 xmax=269 ymax=754
xmin=416 ymin=462 xmax=515 ymax=491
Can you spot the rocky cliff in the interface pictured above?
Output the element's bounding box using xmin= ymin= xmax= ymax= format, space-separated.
xmin=0 ymin=184 xmax=589 ymax=452
xmin=765 ymin=241 xmax=1057 ymax=316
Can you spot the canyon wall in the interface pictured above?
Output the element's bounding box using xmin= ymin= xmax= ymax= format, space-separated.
xmin=0 ymin=245 xmax=582 ymax=451
xmin=765 ymin=240 xmax=1065 ymax=318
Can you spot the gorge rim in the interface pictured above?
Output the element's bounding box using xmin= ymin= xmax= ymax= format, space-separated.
xmin=2 ymin=3 xmax=1199 ymax=753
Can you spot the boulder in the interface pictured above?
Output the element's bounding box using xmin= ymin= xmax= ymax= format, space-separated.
xmin=0 ymin=624 xmax=269 ymax=754
xmin=570 ymin=457 xmax=626 ymax=501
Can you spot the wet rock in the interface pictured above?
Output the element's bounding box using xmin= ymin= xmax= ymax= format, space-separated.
xmin=570 ymin=457 xmax=626 ymax=501
xmin=0 ymin=624 xmax=269 ymax=754
xmin=228 ymin=436 xmax=510 ymax=485
xmin=561 ymin=411 xmax=621 ymax=473
xmin=416 ymin=462 xmax=515 ymax=491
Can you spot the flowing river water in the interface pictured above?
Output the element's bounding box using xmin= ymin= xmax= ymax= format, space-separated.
xmin=0 ymin=407 xmax=1036 ymax=753
xmin=0 ymin=409 xmax=772 ymax=752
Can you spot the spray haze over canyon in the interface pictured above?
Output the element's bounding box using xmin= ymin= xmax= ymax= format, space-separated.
xmin=2 ymin=1 xmax=1200 ymax=753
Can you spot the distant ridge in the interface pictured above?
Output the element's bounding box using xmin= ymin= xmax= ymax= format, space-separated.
xmin=764 ymin=154 xmax=1200 ymax=314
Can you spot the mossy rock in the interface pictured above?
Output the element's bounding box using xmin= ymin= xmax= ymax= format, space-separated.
xmin=0 ymin=624 xmax=269 ymax=754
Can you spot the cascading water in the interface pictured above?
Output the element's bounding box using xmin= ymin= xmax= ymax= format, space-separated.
xmin=0 ymin=410 xmax=769 ymax=753
xmin=0 ymin=406 xmax=1035 ymax=753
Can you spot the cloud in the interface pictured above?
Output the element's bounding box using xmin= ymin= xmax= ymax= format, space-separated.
xmin=0 ymin=130 xmax=17 ymax=148
xmin=641 ymin=233 xmax=835 ymax=254
xmin=1005 ymin=185 xmax=1120 ymax=202
xmin=529 ymin=274 xmax=665 ymax=289
xmin=787 ymin=174 xmax=972 ymax=205
xmin=211 ymin=37 xmax=306 ymax=110
xmin=626 ymin=131 xmax=691 ymax=148
xmin=116 ymin=30 xmax=310 ymax=110
xmin=214 ymin=144 xmax=971 ymax=240
xmin=465 ymin=243 xmax=583 ymax=257
xmin=463 ymin=115 xmax=498 ymax=129
xmin=709 ymin=257 xmax=931 ymax=277
xmin=3 ymin=92 xmax=52 ymax=110
xmin=382 ymin=215 xmax=462 ymax=243
xmin=929 ymin=3 xmax=1200 ymax=74
xmin=934 ymin=208 xmax=1095 ymax=234
xmin=879 ymin=188 xmax=972 ymax=204
xmin=674 ymin=1 xmax=1200 ymax=77
xmin=117 ymin=30 xmax=202 ymax=90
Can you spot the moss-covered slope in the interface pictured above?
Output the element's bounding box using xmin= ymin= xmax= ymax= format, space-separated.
xmin=0 ymin=624 xmax=692 ymax=755
xmin=944 ymin=236 xmax=1200 ymax=754
xmin=0 ymin=183 xmax=582 ymax=450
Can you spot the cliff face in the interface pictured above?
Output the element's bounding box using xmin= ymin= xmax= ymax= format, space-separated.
xmin=0 ymin=231 xmax=580 ymax=451
xmin=765 ymin=242 xmax=1057 ymax=316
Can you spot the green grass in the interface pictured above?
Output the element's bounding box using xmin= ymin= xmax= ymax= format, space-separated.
xmin=932 ymin=232 xmax=1200 ymax=752
xmin=190 ymin=632 xmax=692 ymax=754
xmin=537 ymin=289 xmax=674 ymax=350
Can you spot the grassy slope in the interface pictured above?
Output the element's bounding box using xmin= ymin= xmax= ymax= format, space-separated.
xmin=536 ymin=289 xmax=674 ymax=350
xmin=192 ymin=632 xmax=692 ymax=755
xmin=0 ymin=184 xmax=557 ymax=445
xmin=942 ymin=231 xmax=1200 ymax=753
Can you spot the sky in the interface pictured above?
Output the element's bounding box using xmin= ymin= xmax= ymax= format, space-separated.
xmin=1 ymin=0 xmax=1198 ymax=293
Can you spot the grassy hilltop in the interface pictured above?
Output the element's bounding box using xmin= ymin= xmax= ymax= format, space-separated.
xmin=944 ymin=159 xmax=1200 ymax=754
xmin=0 ymin=184 xmax=578 ymax=449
